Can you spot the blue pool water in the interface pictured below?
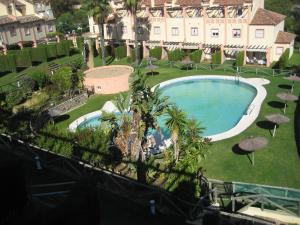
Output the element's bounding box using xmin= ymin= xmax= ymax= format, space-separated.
xmin=158 ymin=78 xmax=256 ymax=136
xmin=78 ymin=78 xmax=257 ymax=137
xmin=78 ymin=115 xmax=103 ymax=128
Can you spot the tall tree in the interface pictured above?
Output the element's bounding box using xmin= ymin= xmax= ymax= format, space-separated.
xmin=83 ymin=0 xmax=111 ymax=66
xmin=123 ymin=0 xmax=141 ymax=65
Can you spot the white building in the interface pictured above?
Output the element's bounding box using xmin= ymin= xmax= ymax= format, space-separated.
xmin=0 ymin=0 xmax=56 ymax=52
xmin=88 ymin=0 xmax=297 ymax=66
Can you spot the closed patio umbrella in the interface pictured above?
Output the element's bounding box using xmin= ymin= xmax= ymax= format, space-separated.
xmin=265 ymin=114 xmax=290 ymax=138
xmin=238 ymin=136 xmax=268 ymax=165
xmin=276 ymin=92 xmax=298 ymax=114
xmin=284 ymin=75 xmax=300 ymax=93
xmin=146 ymin=64 xmax=158 ymax=75
xmin=181 ymin=59 xmax=193 ymax=71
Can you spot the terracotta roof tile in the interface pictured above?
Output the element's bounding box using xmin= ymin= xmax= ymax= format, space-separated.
xmin=17 ymin=15 xmax=42 ymax=23
xmin=176 ymin=0 xmax=201 ymax=7
xmin=250 ymin=8 xmax=286 ymax=26
xmin=275 ymin=31 xmax=297 ymax=44
xmin=214 ymin=0 xmax=252 ymax=6
xmin=0 ymin=16 xmax=17 ymax=25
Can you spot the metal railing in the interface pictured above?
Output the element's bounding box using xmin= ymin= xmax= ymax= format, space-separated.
xmin=130 ymin=60 xmax=294 ymax=77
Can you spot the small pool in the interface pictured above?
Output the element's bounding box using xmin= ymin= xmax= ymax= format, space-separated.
xmin=78 ymin=115 xmax=102 ymax=129
xmin=157 ymin=78 xmax=256 ymax=137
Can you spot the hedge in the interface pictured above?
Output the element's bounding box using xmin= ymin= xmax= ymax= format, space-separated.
xmin=7 ymin=55 xmax=16 ymax=72
xmin=56 ymin=43 xmax=65 ymax=56
xmin=46 ymin=44 xmax=57 ymax=59
xmin=212 ymin=51 xmax=222 ymax=64
xmin=236 ymin=51 xmax=245 ymax=67
xmin=168 ymin=49 xmax=185 ymax=61
xmin=0 ymin=55 xmax=16 ymax=73
xmin=149 ymin=47 xmax=162 ymax=60
xmin=30 ymin=46 xmax=47 ymax=63
xmin=115 ymin=45 xmax=126 ymax=59
xmin=62 ymin=40 xmax=72 ymax=56
xmin=189 ymin=50 xmax=202 ymax=63
xmin=277 ymin=48 xmax=290 ymax=69
xmin=76 ymin=37 xmax=84 ymax=50
xmin=9 ymin=49 xmax=32 ymax=68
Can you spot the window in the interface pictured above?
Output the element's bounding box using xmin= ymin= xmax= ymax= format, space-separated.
xmin=7 ymin=5 xmax=12 ymax=15
xmin=137 ymin=26 xmax=143 ymax=34
xmin=276 ymin=47 xmax=284 ymax=55
xmin=106 ymin=25 xmax=113 ymax=34
xmin=37 ymin=24 xmax=42 ymax=33
xmin=24 ymin=26 xmax=31 ymax=36
xmin=232 ymin=29 xmax=241 ymax=38
xmin=211 ymin=29 xmax=219 ymax=38
xmin=191 ymin=27 xmax=198 ymax=36
xmin=171 ymin=27 xmax=179 ymax=36
xmin=9 ymin=27 xmax=16 ymax=37
xmin=48 ymin=24 xmax=53 ymax=32
xmin=194 ymin=9 xmax=201 ymax=17
xmin=121 ymin=25 xmax=127 ymax=34
xmin=154 ymin=26 xmax=160 ymax=35
xmin=237 ymin=7 xmax=243 ymax=17
xmin=255 ymin=29 xmax=264 ymax=38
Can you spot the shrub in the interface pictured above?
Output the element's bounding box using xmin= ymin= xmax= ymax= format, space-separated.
xmin=5 ymin=90 xmax=25 ymax=108
xmin=30 ymin=46 xmax=47 ymax=63
xmin=130 ymin=48 xmax=136 ymax=62
xmin=62 ymin=40 xmax=72 ymax=56
xmin=212 ymin=51 xmax=222 ymax=64
xmin=50 ymin=66 xmax=73 ymax=91
xmin=236 ymin=51 xmax=245 ymax=67
xmin=36 ymin=123 xmax=73 ymax=157
xmin=75 ymin=126 xmax=112 ymax=166
xmin=56 ymin=42 xmax=65 ymax=56
xmin=115 ymin=45 xmax=126 ymax=59
xmin=28 ymin=70 xmax=48 ymax=89
xmin=189 ymin=50 xmax=203 ymax=63
xmin=9 ymin=49 xmax=32 ymax=68
xmin=46 ymin=44 xmax=57 ymax=59
xmin=168 ymin=49 xmax=185 ymax=61
xmin=76 ymin=37 xmax=84 ymax=50
xmin=277 ymin=48 xmax=290 ymax=69
xmin=21 ymin=76 xmax=36 ymax=92
xmin=149 ymin=47 xmax=162 ymax=60
xmin=69 ymin=56 xmax=84 ymax=71
xmin=7 ymin=55 xmax=16 ymax=72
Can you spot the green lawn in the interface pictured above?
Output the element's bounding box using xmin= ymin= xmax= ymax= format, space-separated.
xmin=0 ymin=54 xmax=81 ymax=92
xmin=55 ymin=94 xmax=116 ymax=130
xmin=56 ymin=57 xmax=300 ymax=189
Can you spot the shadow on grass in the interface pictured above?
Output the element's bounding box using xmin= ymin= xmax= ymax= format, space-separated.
xmin=278 ymin=84 xmax=292 ymax=90
xmin=232 ymin=144 xmax=253 ymax=164
xmin=146 ymin=71 xmax=159 ymax=76
xmin=53 ymin=114 xmax=70 ymax=123
xmin=268 ymin=101 xmax=286 ymax=111
xmin=256 ymin=121 xmax=275 ymax=137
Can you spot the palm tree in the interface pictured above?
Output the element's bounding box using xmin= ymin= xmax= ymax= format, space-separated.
xmin=185 ymin=118 xmax=204 ymax=144
xmin=83 ymin=0 xmax=111 ymax=66
xmin=130 ymin=73 xmax=169 ymax=158
xmin=123 ymin=0 xmax=141 ymax=65
xmin=165 ymin=106 xmax=188 ymax=163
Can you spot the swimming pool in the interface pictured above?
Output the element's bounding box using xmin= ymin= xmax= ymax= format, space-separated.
xmin=69 ymin=76 xmax=267 ymax=142
xmin=156 ymin=78 xmax=256 ymax=137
